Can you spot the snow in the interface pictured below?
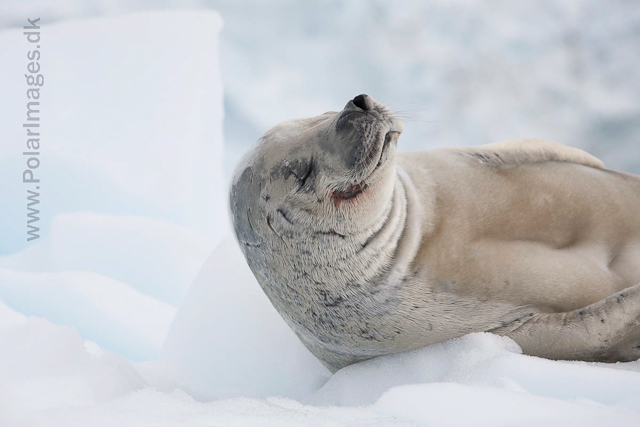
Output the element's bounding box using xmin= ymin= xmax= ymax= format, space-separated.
xmin=0 ymin=300 xmax=27 ymax=328
xmin=308 ymin=333 xmax=640 ymax=408
xmin=376 ymin=383 xmax=637 ymax=427
xmin=161 ymin=235 xmax=330 ymax=400
xmin=2 ymin=229 xmax=640 ymax=426
xmin=0 ymin=10 xmax=225 ymax=255
xmin=0 ymin=10 xmax=225 ymax=361
xmin=0 ymin=267 xmax=175 ymax=361
xmin=0 ymin=315 xmax=146 ymax=423
xmin=0 ymin=212 xmax=216 ymax=306
xmin=0 ymin=4 xmax=639 ymax=427
xmin=2 ymin=311 xmax=640 ymax=426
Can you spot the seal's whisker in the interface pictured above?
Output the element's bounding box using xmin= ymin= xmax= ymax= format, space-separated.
xmin=391 ymin=111 xmax=434 ymax=123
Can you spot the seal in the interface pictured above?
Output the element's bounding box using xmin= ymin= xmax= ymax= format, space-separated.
xmin=230 ymin=94 xmax=640 ymax=372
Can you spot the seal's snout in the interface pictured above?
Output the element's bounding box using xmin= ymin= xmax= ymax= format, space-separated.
xmin=351 ymin=94 xmax=374 ymax=111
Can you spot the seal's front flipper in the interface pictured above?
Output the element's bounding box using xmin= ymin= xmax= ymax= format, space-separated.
xmin=491 ymin=282 xmax=640 ymax=362
xmin=462 ymin=139 xmax=605 ymax=170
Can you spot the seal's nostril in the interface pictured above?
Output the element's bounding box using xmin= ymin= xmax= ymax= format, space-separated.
xmin=352 ymin=94 xmax=372 ymax=111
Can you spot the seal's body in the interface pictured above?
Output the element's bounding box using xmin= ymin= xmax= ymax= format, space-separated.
xmin=231 ymin=95 xmax=640 ymax=372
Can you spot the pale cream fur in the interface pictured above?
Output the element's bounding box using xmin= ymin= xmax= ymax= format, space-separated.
xmin=231 ymin=95 xmax=640 ymax=371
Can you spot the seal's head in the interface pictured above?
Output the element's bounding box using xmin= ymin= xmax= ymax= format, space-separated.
xmin=231 ymin=95 xmax=405 ymax=369
xmin=230 ymin=94 xmax=403 ymax=249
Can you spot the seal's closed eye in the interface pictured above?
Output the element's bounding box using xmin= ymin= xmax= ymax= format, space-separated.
xmin=281 ymin=158 xmax=314 ymax=193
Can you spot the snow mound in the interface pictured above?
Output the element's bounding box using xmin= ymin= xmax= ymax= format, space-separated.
xmin=0 ymin=212 xmax=216 ymax=306
xmin=0 ymin=10 xmax=225 ymax=255
xmin=161 ymin=235 xmax=330 ymax=400
xmin=0 ymin=268 xmax=175 ymax=361
xmin=4 ymin=325 xmax=640 ymax=426
xmin=0 ymin=317 xmax=145 ymax=424
xmin=310 ymin=333 xmax=640 ymax=408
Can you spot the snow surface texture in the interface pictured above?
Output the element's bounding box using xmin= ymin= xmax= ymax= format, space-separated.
xmin=2 ymin=302 xmax=640 ymax=426
xmin=1 ymin=6 xmax=640 ymax=427
xmin=1 ymin=0 xmax=638 ymax=177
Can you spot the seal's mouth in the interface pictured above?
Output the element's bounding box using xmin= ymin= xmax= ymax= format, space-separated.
xmin=331 ymin=128 xmax=400 ymax=207
xmin=362 ymin=111 xmax=403 ymax=176
xmin=372 ymin=130 xmax=400 ymax=173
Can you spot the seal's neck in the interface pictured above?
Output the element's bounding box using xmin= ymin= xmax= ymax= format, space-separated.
xmin=386 ymin=166 xmax=424 ymax=284
xmin=351 ymin=166 xmax=423 ymax=286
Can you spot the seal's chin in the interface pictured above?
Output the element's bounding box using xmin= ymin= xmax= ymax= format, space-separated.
xmin=366 ymin=126 xmax=401 ymax=177
xmin=331 ymin=129 xmax=400 ymax=207
xmin=377 ymin=130 xmax=400 ymax=167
